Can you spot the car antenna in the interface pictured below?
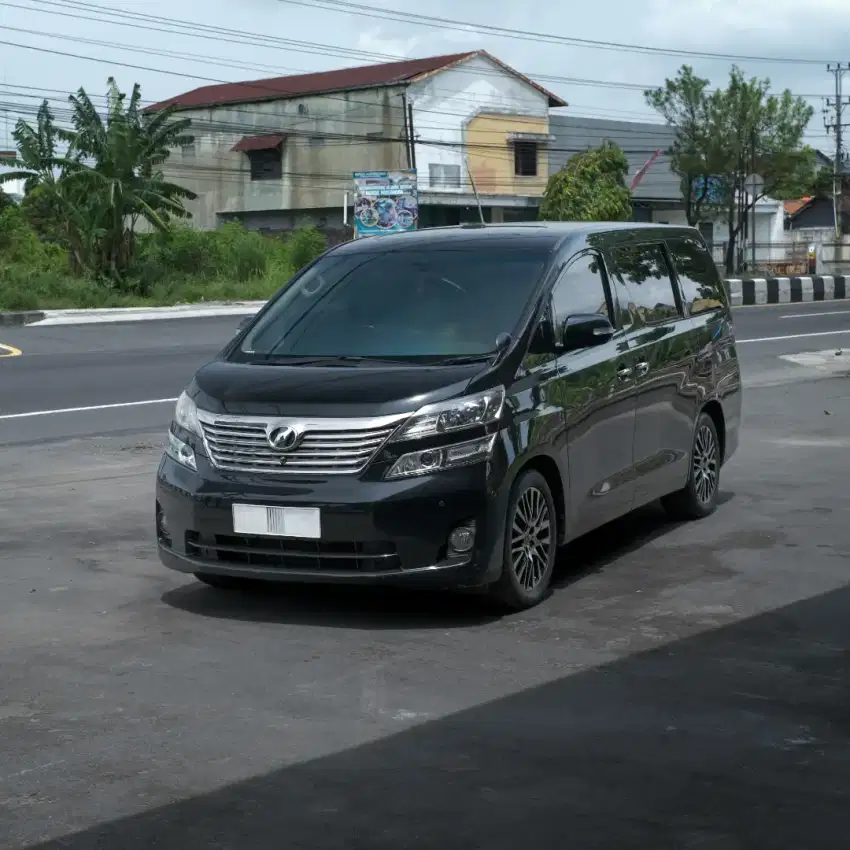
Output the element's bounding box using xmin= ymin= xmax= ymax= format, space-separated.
xmin=465 ymin=161 xmax=486 ymax=225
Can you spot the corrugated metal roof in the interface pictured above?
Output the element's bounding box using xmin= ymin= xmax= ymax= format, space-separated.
xmin=231 ymin=134 xmax=285 ymax=152
xmin=549 ymin=116 xmax=681 ymax=201
xmin=146 ymin=51 xmax=566 ymax=112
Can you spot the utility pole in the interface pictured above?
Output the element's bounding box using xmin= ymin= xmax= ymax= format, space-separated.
xmin=824 ymin=64 xmax=850 ymax=239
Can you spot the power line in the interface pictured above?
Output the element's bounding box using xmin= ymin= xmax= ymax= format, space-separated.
xmin=825 ymin=63 xmax=850 ymax=237
xmin=278 ymin=0 xmax=834 ymax=66
xmin=0 ymin=0 xmax=834 ymax=102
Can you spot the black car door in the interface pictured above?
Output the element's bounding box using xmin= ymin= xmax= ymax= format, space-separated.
xmin=549 ymin=250 xmax=638 ymax=537
xmin=605 ymin=241 xmax=699 ymax=508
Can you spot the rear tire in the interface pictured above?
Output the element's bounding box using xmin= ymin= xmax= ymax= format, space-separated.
xmin=194 ymin=573 xmax=256 ymax=591
xmin=490 ymin=469 xmax=558 ymax=611
xmin=661 ymin=412 xmax=721 ymax=520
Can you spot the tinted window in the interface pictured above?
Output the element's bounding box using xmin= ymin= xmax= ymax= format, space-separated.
xmin=609 ymin=243 xmax=679 ymax=325
xmin=551 ymin=252 xmax=613 ymax=337
xmin=238 ymin=247 xmax=548 ymax=360
xmin=667 ymin=236 xmax=726 ymax=315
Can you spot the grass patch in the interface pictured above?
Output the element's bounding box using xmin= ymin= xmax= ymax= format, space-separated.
xmin=0 ymin=211 xmax=327 ymax=311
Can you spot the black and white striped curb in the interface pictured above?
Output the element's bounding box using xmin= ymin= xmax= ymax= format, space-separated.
xmin=725 ymin=276 xmax=850 ymax=307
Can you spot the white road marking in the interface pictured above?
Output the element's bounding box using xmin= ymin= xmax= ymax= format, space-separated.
xmin=779 ymin=350 xmax=847 ymax=367
xmin=0 ymin=398 xmax=177 ymax=421
xmin=779 ymin=309 xmax=850 ymax=319
xmin=738 ymin=329 xmax=850 ymax=343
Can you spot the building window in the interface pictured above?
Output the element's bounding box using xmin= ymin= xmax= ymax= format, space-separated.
xmin=181 ymin=141 xmax=195 ymax=159
xmin=246 ymin=148 xmax=282 ymax=181
xmin=514 ymin=141 xmax=538 ymax=177
xmin=429 ymin=163 xmax=461 ymax=188
xmin=309 ymin=135 xmax=326 ymax=147
xmin=298 ymin=103 xmax=308 ymax=115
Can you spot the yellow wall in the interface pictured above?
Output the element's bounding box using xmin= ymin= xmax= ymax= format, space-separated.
xmin=465 ymin=113 xmax=549 ymax=197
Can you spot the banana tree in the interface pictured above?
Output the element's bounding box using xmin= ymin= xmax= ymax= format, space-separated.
xmin=61 ymin=78 xmax=197 ymax=281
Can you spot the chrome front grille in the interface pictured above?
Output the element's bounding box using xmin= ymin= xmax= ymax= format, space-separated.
xmin=196 ymin=411 xmax=406 ymax=475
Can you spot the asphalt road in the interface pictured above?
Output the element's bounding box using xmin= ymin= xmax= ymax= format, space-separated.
xmin=2 ymin=304 xmax=850 ymax=848
xmin=1 ymin=300 xmax=849 ymax=445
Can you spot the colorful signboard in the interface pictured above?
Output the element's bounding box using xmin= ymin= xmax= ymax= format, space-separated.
xmin=352 ymin=170 xmax=418 ymax=238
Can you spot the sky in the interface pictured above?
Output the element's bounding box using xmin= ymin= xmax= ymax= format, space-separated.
xmin=0 ymin=0 xmax=847 ymax=156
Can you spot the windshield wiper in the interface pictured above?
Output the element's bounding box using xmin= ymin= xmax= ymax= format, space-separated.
xmin=255 ymin=354 xmax=413 ymax=366
xmin=437 ymin=353 xmax=497 ymax=365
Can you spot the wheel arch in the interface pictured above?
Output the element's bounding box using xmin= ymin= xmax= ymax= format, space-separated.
xmin=700 ymin=399 xmax=726 ymax=464
xmin=510 ymin=453 xmax=567 ymax=546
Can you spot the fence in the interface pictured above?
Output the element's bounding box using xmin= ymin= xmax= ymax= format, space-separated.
xmin=710 ymin=241 xmax=809 ymax=276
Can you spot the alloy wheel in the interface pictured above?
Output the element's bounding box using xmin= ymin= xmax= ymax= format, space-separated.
xmin=510 ymin=485 xmax=552 ymax=591
xmin=692 ymin=424 xmax=719 ymax=504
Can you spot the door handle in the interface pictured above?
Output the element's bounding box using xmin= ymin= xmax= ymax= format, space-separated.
xmin=617 ymin=365 xmax=633 ymax=381
xmin=634 ymin=361 xmax=650 ymax=377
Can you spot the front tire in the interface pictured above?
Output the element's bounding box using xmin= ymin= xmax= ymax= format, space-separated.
xmin=662 ymin=412 xmax=721 ymax=520
xmin=490 ymin=469 xmax=558 ymax=611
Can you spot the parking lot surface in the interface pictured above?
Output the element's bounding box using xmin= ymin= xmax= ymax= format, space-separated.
xmin=2 ymin=304 xmax=850 ymax=848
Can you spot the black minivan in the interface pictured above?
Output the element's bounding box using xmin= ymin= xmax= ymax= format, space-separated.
xmin=156 ymin=223 xmax=741 ymax=610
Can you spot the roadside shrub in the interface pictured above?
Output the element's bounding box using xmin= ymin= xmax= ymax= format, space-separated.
xmin=0 ymin=206 xmax=66 ymax=272
xmin=287 ymin=226 xmax=327 ymax=272
xmin=0 ymin=218 xmax=335 ymax=310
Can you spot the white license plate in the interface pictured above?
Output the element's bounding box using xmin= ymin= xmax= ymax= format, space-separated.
xmin=232 ymin=504 xmax=321 ymax=539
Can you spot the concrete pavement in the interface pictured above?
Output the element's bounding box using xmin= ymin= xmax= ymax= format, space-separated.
xmin=1 ymin=302 xmax=850 ymax=848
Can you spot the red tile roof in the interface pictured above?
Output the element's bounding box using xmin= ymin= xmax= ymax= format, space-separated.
xmin=784 ymin=197 xmax=813 ymax=217
xmin=145 ymin=51 xmax=567 ymax=112
xmin=231 ymin=133 xmax=285 ymax=152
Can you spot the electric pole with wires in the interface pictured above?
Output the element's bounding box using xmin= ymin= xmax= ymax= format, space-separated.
xmin=824 ymin=64 xmax=850 ymax=238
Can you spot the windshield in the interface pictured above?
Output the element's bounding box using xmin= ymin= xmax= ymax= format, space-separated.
xmin=235 ymin=245 xmax=549 ymax=362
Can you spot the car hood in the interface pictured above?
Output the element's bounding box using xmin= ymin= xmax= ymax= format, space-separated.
xmin=189 ymin=359 xmax=489 ymax=418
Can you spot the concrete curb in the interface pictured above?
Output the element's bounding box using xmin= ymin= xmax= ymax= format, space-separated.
xmin=0 ymin=301 xmax=266 ymax=327
xmin=725 ymin=276 xmax=849 ymax=307
xmin=0 ymin=310 xmax=46 ymax=326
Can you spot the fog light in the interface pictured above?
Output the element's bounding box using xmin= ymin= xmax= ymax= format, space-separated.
xmin=448 ymin=524 xmax=475 ymax=554
xmin=156 ymin=505 xmax=171 ymax=545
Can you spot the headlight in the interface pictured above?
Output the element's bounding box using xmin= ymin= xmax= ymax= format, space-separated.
xmin=166 ymin=430 xmax=197 ymax=471
xmin=385 ymin=435 xmax=496 ymax=480
xmin=390 ymin=387 xmax=505 ymax=442
xmin=174 ymin=391 xmax=201 ymax=437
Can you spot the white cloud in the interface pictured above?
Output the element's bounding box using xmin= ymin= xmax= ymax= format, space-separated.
xmin=356 ymin=28 xmax=418 ymax=61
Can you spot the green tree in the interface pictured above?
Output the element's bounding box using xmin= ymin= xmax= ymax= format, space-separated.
xmin=647 ymin=65 xmax=815 ymax=274
xmin=644 ymin=66 xmax=721 ymax=227
xmin=539 ymin=141 xmax=632 ymax=222
xmin=60 ymin=78 xmax=197 ymax=282
xmin=0 ymin=100 xmax=72 ymax=193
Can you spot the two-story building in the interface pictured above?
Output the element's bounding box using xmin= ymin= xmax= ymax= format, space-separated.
xmin=147 ymin=51 xmax=566 ymax=236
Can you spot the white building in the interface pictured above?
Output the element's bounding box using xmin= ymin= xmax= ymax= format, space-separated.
xmin=148 ymin=50 xmax=566 ymax=234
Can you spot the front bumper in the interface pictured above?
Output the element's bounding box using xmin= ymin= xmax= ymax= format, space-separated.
xmin=155 ymin=452 xmax=508 ymax=588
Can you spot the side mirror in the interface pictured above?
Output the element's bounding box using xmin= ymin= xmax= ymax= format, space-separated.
xmin=561 ymin=314 xmax=615 ymax=352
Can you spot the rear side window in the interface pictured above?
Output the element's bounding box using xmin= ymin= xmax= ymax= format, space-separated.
xmin=609 ymin=243 xmax=680 ymax=326
xmin=667 ymin=236 xmax=727 ymax=315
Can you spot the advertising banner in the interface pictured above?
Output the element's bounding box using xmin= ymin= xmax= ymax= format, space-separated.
xmin=352 ymin=170 xmax=418 ymax=238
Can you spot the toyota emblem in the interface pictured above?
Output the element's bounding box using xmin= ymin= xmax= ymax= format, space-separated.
xmin=267 ymin=425 xmax=301 ymax=452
